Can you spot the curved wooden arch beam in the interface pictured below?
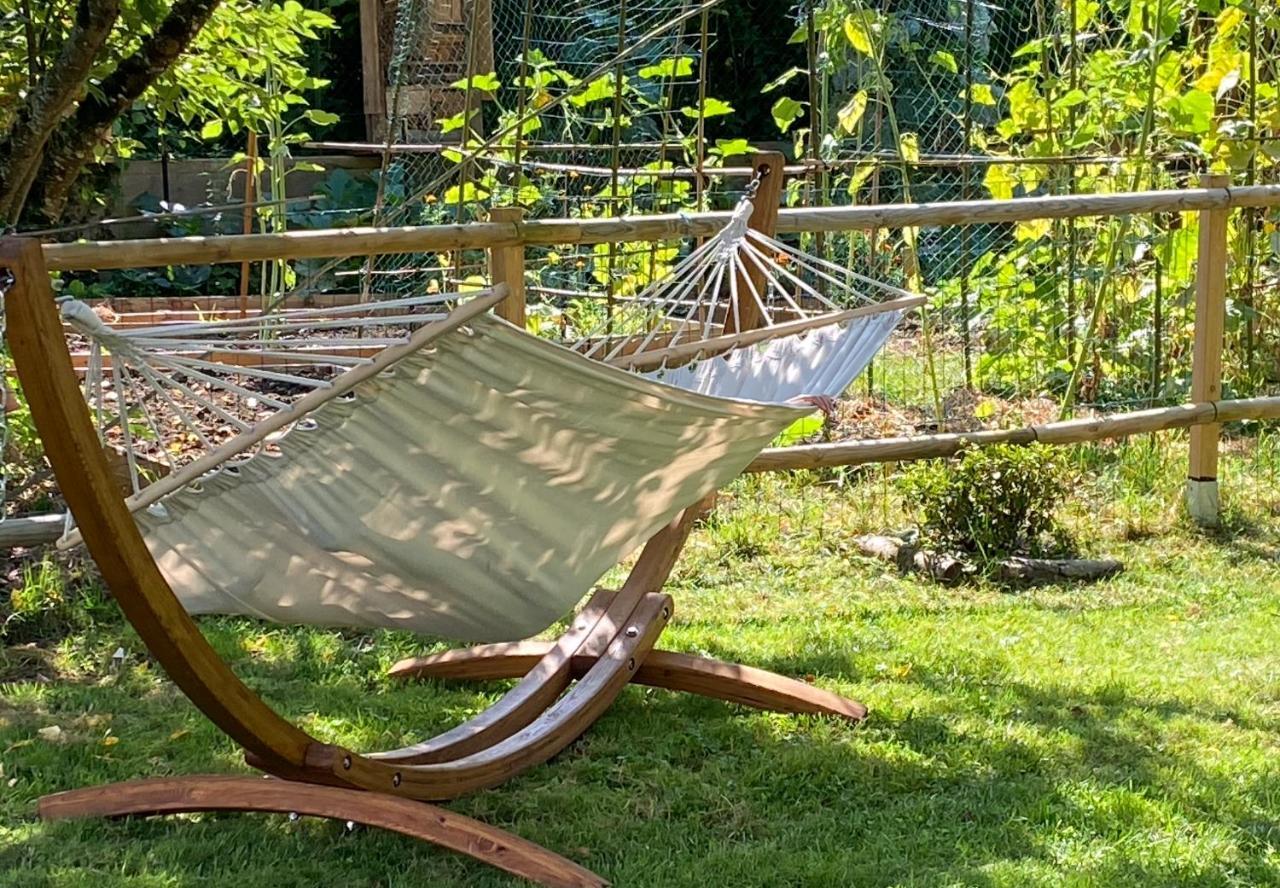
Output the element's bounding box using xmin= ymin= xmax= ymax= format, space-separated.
xmin=392 ymin=644 xmax=867 ymax=722
xmin=363 ymin=587 xmax=617 ymax=766
xmin=307 ymin=593 xmax=672 ymax=800
xmin=38 ymin=775 xmax=605 ymax=888
xmin=369 ymin=497 xmax=709 ymax=768
xmin=2 ymin=239 xmax=316 ymax=776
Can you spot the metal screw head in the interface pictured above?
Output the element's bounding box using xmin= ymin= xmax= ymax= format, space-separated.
xmin=393 ymin=772 xmax=402 ymax=787
xmin=625 ymin=626 xmax=639 ymax=638
xmin=627 ymin=657 xmax=636 ymax=671
xmin=342 ymin=755 xmax=352 ymax=770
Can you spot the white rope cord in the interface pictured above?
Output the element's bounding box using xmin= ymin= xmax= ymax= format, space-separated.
xmin=728 ymin=250 xmax=773 ymax=330
xmin=51 ymin=287 xmax=506 ymax=536
xmin=646 ymin=250 xmax=732 ymax=363
xmin=736 ymin=241 xmax=821 ymax=319
xmin=140 ymin=355 xmax=298 ymax=408
xmin=117 ymin=358 xmax=182 ymax=480
xmin=128 ymin=358 xmax=219 ymax=450
xmin=745 ymin=227 xmax=919 ymax=303
xmin=574 ymin=233 xmax=724 ymax=358
xmin=598 ymin=243 xmax=726 ymax=363
xmin=132 ymin=359 xmax=256 ymax=433
xmin=110 ymin=358 xmax=143 ymax=495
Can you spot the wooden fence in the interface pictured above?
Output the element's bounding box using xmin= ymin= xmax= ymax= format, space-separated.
xmin=7 ymin=175 xmax=1280 ymax=545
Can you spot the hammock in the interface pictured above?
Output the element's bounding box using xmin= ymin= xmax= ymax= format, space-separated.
xmin=51 ymin=200 xmax=919 ymax=642
xmin=571 ymin=192 xmax=920 ymax=402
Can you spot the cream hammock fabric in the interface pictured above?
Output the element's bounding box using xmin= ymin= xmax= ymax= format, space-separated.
xmin=131 ymin=315 xmax=806 ymax=641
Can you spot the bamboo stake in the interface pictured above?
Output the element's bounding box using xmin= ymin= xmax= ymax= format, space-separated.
xmin=745 ymin=396 xmax=1280 ymax=474
xmin=238 ymin=132 xmax=259 ymax=320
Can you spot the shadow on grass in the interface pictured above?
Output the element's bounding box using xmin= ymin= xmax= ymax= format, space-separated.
xmin=4 ymin=630 xmax=1278 ymax=887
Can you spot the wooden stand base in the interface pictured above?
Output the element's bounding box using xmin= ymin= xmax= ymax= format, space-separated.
xmin=38 ymin=776 xmax=605 ymax=888
xmin=391 ymin=643 xmax=868 ymax=722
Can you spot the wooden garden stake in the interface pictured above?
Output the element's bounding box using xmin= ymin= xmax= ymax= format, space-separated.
xmin=487 ymin=207 xmax=526 ymax=328
xmin=1187 ymin=173 xmax=1230 ymax=526
xmin=238 ymin=131 xmax=258 ymax=319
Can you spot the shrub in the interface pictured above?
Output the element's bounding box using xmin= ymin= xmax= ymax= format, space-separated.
xmin=899 ymin=443 xmax=1072 ymax=559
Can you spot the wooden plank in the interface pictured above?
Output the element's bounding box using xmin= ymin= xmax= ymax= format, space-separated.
xmin=42 ymin=184 xmax=1280 ymax=271
xmin=487 ymin=207 xmax=526 ymax=328
xmin=0 ymin=513 xmax=67 ymax=547
xmin=0 ymin=236 xmax=317 ymax=774
xmin=38 ymin=775 xmax=605 ymax=888
xmin=102 ymin=294 xmax=367 ymax=313
xmin=358 ymin=0 xmax=385 ymax=141
xmin=1187 ymin=173 xmax=1231 ymax=524
xmin=726 ymin=152 xmax=785 ymax=334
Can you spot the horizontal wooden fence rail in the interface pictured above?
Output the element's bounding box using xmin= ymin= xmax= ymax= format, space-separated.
xmin=7 ymin=395 xmax=1278 ymax=549
xmin=745 ymin=396 xmax=1280 ymax=473
xmin=42 ymin=183 xmax=1280 ymax=271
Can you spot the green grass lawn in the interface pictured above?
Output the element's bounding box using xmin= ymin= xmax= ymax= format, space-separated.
xmin=3 ymin=435 xmax=1280 ymax=886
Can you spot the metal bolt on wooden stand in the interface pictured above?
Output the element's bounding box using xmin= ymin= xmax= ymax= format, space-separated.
xmin=1187 ymin=173 xmax=1230 ymax=526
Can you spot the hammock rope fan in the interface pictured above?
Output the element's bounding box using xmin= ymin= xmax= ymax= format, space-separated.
xmin=0 ymin=167 xmax=920 ymax=886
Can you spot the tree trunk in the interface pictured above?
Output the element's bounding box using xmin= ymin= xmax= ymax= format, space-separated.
xmin=0 ymin=0 xmax=122 ymax=223
xmin=31 ymin=0 xmax=223 ymax=220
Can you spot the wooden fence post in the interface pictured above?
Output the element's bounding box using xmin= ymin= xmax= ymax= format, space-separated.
xmin=726 ymin=151 xmax=786 ymax=334
xmin=488 ymin=207 xmax=526 ymax=328
xmin=1187 ymin=173 xmax=1231 ymax=525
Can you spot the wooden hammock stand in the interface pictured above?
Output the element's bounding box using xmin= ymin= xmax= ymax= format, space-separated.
xmin=1 ymin=165 xmax=866 ymax=888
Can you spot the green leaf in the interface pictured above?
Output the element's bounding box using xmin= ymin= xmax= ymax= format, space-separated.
xmin=775 ymin=415 xmax=824 ymax=446
xmin=199 ymin=119 xmax=223 ymax=140
xmin=930 ymin=50 xmax=958 ymax=74
xmin=761 ymin=67 xmax=806 ymax=94
xmin=450 ymin=72 xmax=500 ymax=92
xmin=713 ymin=138 xmax=753 ymax=156
xmin=968 ymin=83 xmax=997 ymax=107
xmin=571 ymin=75 xmax=618 ymax=106
xmin=843 ymin=11 xmax=877 ymax=56
xmin=680 ymin=98 xmax=734 ymax=120
xmin=984 ymin=163 xmax=1018 ymax=201
xmin=771 ymin=96 xmax=805 ymax=134
xmin=898 ymin=132 xmax=919 ymax=163
xmin=836 ymin=90 xmax=868 ymax=134
xmin=436 ymin=111 xmax=468 ymax=134
xmin=304 ymin=109 xmax=339 ymax=126
xmin=638 ymin=57 xmax=694 ymax=80
xmin=1170 ymin=89 xmax=1215 ymax=135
